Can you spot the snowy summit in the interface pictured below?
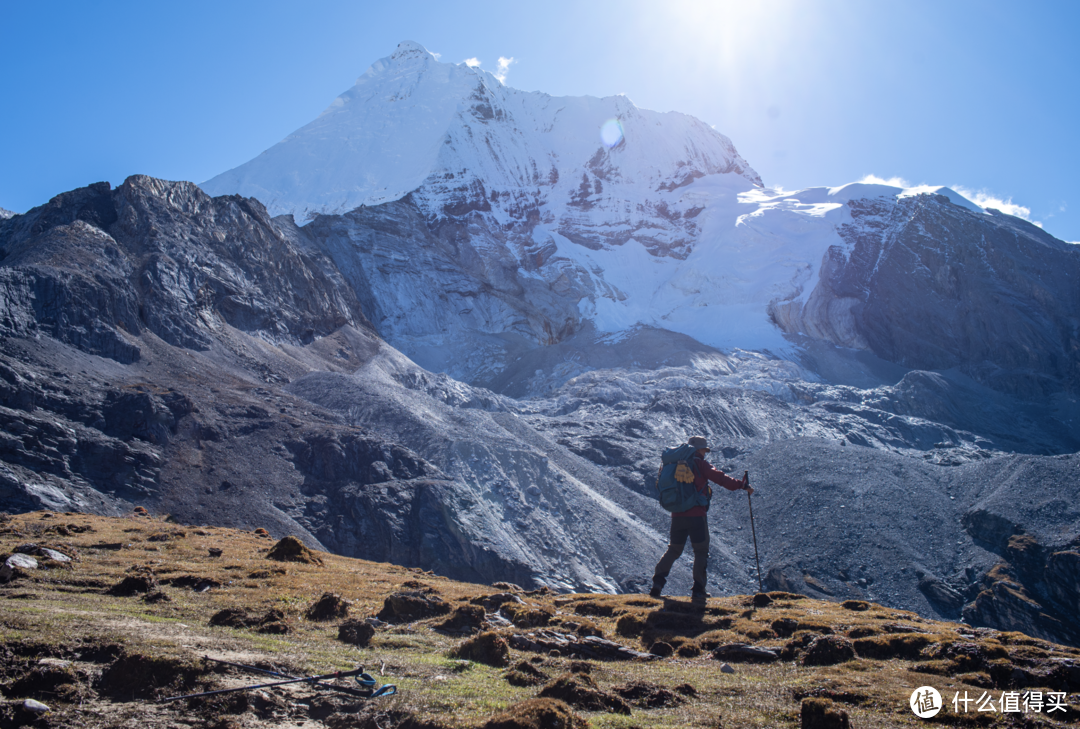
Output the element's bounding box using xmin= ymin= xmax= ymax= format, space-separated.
xmin=201 ymin=41 xmax=1043 ymax=372
xmin=202 ymin=41 xmax=760 ymax=221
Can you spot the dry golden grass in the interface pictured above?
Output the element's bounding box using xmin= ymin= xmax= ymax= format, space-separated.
xmin=0 ymin=509 xmax=1076 ymax=728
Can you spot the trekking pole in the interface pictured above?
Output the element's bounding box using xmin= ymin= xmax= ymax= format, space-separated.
xmin=161 ymin=666 xmax=396 ymax=703
xmin=200 ymin=657 xmax=386 ymax=699
xmin=745 ymin=471 xmax=763 ymax=593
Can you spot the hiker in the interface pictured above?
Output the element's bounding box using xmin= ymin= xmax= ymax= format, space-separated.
xmin=650 ymin=435 xmax=752 ymax=600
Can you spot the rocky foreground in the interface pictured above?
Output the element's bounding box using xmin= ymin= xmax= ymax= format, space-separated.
xmin=1 ymin=511 xmax=1077 ymax=728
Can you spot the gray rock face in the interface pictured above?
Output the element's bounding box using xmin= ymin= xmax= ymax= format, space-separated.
xmin=2 ymin=175 xmax=1079 ymax=647
xmin=0 ymin=177 xmax=373 ymax=360
xmin=286 ymin=361 xmax=669 ymax=593
xmin=770 ymin=193 xmax=1080 ymax=397
xmin=306 ymin=198 xmax=585 ymax=378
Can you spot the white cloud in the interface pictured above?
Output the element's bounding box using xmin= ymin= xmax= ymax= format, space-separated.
xmin=858 ymin=174 xmax=911 ymax=188
xmin=494 ymin=56 xmax=516 ymax=83
xmin=952 ymin=185 xmax=1040 ymax=226
xmin=463 ymin=57 xmax=481 ymax=67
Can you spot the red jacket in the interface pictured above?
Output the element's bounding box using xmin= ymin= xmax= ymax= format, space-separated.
xmin=673 ymin=455 xmax=745 ymax=517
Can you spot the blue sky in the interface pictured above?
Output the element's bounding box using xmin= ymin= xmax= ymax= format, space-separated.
xmin=3 ymin=0 xmax=1078 ymax=242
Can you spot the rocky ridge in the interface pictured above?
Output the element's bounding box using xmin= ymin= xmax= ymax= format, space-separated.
xmin=1 ymin=176 xmax=1078 ymax=648
xmin=769 ymin=191 xmax=1080 ymax=398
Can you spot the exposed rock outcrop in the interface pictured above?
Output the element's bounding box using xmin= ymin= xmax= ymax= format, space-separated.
xmin=3 ymin=174 xmax=1080 ymax=646
xmin=771 ymin=193 xmax=1080 ymax=397
xmin=0 ymin=177 xmax=373 ymax=361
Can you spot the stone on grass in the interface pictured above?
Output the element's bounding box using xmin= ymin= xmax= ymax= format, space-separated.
xmin=23 ymin=699 xmax=50 ymax=714
xmin=40 ymin=548 xmax=72 ymax=563
xmin=1 ymin=553 xmax=38 ymax=581
xmin=712 ymin=643 xmax=779 ymax=663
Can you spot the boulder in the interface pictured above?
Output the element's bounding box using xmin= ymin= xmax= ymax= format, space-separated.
xmin=712 ymin=643 xmax=779 ymax=663
xmin=1 ymin=553 xmax=38 ymax=581
xmin=508 ymin=630 xmax=656 ymax=661
xmin=39 ymin=548 xmax=71 ymax=563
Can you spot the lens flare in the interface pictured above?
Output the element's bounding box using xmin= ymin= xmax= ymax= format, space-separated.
xmin=600 ymin=118 xmax=624 ymax=148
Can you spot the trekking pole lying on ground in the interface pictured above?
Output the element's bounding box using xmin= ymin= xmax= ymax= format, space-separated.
xmin=197 ymin=657 xmax=395 ymax=700
xmin=161 ymin=664 xmax=397 ymax=703
xmin=745 ymin=470 xmax=763 ymax=593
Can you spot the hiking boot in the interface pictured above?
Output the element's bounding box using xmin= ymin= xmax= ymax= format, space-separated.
xmin=648 ymin=587 xmax=662 ymax=598
xmin=691 ymin=590 xmax=711 ymax=602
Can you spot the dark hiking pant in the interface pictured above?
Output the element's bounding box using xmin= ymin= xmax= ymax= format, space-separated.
xmin=652 ymin=515 xmax=709 ymax=594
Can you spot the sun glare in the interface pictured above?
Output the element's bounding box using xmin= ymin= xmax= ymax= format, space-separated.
xmin=600 ymin=118 xmax=625 ymax=148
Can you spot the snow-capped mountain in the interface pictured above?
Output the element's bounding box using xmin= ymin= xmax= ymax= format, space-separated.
xmin=202 ymin=41 xmax=760 ymax=223
xmin=9 ymin=41 xmax=1070 ymax=640
xmin=0 ymin=207 xmax=15 ymax=220
xmin=203 ymin=42 xmax=1080 ymax=399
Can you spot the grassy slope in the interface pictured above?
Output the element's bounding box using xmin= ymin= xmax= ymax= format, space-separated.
xmin=0 ymin=510 xmax=1076 ymax=728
